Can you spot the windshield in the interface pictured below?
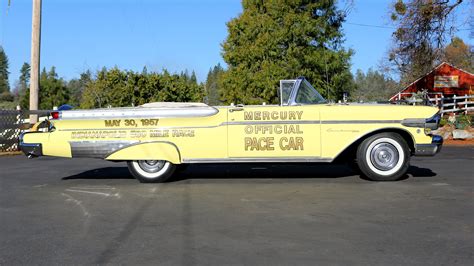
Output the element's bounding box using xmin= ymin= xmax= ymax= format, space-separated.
xmin=295 ymin=80 xmax=326 ymax=104
xmin=280 ymin=80 xmax=295 ymax=105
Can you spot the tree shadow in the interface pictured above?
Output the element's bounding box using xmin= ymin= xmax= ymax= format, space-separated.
xmin=62 ymin=167 xmax=134 ymax=180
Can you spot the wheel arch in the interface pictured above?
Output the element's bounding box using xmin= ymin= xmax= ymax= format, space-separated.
xmin=333 ymin=127 xmax=415 ymax=163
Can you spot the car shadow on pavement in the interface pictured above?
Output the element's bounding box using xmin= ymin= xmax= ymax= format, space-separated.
xmin=61 ymin=163 xmax=437 ymax=182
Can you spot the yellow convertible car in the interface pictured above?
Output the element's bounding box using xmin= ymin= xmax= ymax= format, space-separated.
xmin=20 ymin=77 xmax=442 ymax=182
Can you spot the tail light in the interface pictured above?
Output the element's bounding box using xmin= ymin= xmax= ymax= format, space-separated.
xmin=51 ymin=111 xmax=61 ymax=120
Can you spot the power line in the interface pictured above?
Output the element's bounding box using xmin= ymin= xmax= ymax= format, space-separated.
xmin=345 ymin=22 xmax=471 ymax=31
xmin=345 ymin=22 xmax=395 ymax=29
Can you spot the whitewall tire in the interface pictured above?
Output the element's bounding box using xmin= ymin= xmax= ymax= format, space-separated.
xmin=356 ymin=133 xmax=410 ymax=181
xmin=127 ymin=160 xmax=176 ymax=183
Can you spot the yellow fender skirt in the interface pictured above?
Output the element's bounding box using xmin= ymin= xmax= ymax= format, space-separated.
xmin=106 ymin=141 xmax=181 ymax=164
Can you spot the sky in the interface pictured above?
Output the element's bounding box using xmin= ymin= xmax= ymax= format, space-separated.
xmin=0 ymin=0 xmax=471 ymax=87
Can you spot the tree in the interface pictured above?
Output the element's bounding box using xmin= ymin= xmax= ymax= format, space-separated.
xmin=352 ymin=68 xmax=400 ymax=102
xmin=16 ymin=63 xmax=31 ymax=107
xmin=0 ymin=46 xmax=10 ymax=94
xmin=67 ymin=70 xmax=91 ymax=107
xmin=443 ymin=37 xmax=474 ymax=72
xmin=221 ymin=0 xmax=353 ymax=104
xmin=80 ymin=68 xmax=205 ymax=109
xmin=38 ymin=67 xmax=71 ymax=109
xmin=388 ymin=0 xmax=465 ymax=83
xmin=205 ymin=63 xmax=225 ymax=105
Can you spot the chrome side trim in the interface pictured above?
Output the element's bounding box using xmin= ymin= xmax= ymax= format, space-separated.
xmin=69 ymin=140 xmax=138 ymax=158
xmin=321 ymin=120 xmax=402 ymax=124
xmin=59 ymin=106 xmax=219 ymax=120
xmin=226 ymin=121 xmax=320 ymax=125
xmin=182 ymin=157 xmax=333 ymax=164
xmin=401 ymin=118 xmax=438 ymax=130
xmin=59 ymin=119 xmax=404 ymax=132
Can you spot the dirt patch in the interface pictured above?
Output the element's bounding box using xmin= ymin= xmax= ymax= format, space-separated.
xmin=444 ymin=138 xmax=474 ymax=146
xmin=0 ymin=151 xmax=22 ymax=156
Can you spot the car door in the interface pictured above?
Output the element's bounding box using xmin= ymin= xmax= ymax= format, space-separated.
xmin=227 ymin=105 xmax=321 ymax=160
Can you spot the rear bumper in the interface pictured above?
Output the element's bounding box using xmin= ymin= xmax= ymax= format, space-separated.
xmin=19 ymin=133 xmax=43 ymax=158
xmin=414 ymin=135 xmax=443 ymax=156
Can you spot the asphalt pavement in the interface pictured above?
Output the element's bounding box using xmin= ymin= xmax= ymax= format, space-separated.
xmin=0 ymin=146 xmax=473 ymax=265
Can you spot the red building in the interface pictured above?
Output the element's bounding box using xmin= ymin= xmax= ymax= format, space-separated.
xmin=390 ymin=62 xmax=474 ymax=101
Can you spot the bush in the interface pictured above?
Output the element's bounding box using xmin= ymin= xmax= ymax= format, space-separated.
xmin=439 ymin=117 xmax=448 ymax=127
xmin=0 ymin=101 xmax=17 ymax=110
xmin=455 ymin=114 xmax=472 ymax=130
xmin=0 ymin=91 xmax=14 ymax=102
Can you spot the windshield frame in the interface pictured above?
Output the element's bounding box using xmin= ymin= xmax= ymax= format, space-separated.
xmin=284 ymin=78 xmax=326 ymax=106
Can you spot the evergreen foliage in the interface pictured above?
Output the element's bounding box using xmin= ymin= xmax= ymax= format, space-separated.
xmin=205 ymin=63 xmax=225 ymax=105
xmin=0 ymin=47 xmax=10 ymax=94
xmin=81 ymin=68 xmax=204 ymax=109
xmin=38 ymin=67 xmax=70 ymax=110
xmin=221 ymin=0 xmax=353 ymax=104
xmin=352 ymin=68 xmax=399 ymax=102
xmin=19 ymin=66 xmax=70 ymax=109
xmin=67 ymin=70 xmax=92 ymax=107
xmin=17 ymin=63 xmax=30 ymax=108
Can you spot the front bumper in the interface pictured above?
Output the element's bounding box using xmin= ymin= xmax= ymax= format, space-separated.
xmin=414 ymin=135 xmax=443 ymax=156
xmin=19 ymin=133 xmax=43 ymax=158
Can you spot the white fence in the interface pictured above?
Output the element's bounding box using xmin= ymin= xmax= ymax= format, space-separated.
xmin=393 ymin=93 xmax=474 ymax=114
xmin=429 ymin=94 xmax=474 ymax=114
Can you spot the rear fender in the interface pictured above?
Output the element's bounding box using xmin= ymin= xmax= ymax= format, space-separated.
xmin=105 ymin=141 xmax=181 ymax=164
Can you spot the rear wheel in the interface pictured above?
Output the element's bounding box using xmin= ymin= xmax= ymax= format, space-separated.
xmin=127 ymin=160 xmax=176 ymax=183
xmin=356 ymin=133 xmax=410 ymax=181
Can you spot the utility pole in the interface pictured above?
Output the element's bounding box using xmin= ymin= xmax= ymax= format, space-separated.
xmin=29 ymin=0 xmax=41 ymax=124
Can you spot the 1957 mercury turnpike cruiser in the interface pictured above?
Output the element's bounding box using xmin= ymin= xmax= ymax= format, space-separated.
xmin=20 ymin=77 xmax=442 ymax=182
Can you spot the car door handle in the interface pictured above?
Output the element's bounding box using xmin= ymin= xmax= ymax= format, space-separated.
xmin=229 ymin=104 xmax=244 ymax=112
xmin=229 ymin=107 xmax=244 ymax=112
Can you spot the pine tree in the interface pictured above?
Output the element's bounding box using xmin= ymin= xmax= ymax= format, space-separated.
xmin=17 ymin=63 xmax=31 ymax=108
xmin=205 ymin=63 xmax=225 ymax=105
xmin=221 ymin=0 xmax=353 ymax=104
xmin=29 ymin=67 xmax=71 ymax=109
xmin=0 ymin=47 xmax=10 ymax=94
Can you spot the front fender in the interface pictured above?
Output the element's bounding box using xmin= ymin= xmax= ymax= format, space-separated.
xmin=105 ymin=141 xmax=181 ymax=164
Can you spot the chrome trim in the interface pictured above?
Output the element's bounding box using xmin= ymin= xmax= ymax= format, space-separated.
xmin=69 ymin=140 xmax=138 ymax=158
xmin=321 ymin=120 xmax=402 ymax=124
xmin=401 ymin=118 xmax=438 ymax=130
xmin=59 ymin=119 xmax=405 ymax=132
xmin=414 ymin=135 xmax=443 ymax=156
xmin=19 ymin=132 xmax=44 ymax=158
xmin=401 ymin=118 xmax=426 ymax=128
xmin=182 ymin=157 xmax=333 ymax=163
xmin=226 ymin=120 xmax=320 ymax=125
xmin=58 ymin=105 xmax=219 ymax=120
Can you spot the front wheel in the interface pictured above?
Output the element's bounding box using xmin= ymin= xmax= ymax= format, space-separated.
xmin=356 ymin=133 xmax=410 ymax=181
xmin=127 ymin=160 xmax=176 ymax=183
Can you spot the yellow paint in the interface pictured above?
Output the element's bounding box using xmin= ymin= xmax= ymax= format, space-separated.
xmin=22 ymin=104 xmax=439 ymax=162
xmin=106 ymin=142 xmax=181 ymax=164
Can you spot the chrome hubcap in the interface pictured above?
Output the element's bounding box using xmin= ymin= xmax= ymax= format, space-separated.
xmin=370 ymin=143 xmax=399 ymax=171
xmin=138 ymin=160 xmax=166 ymax=173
